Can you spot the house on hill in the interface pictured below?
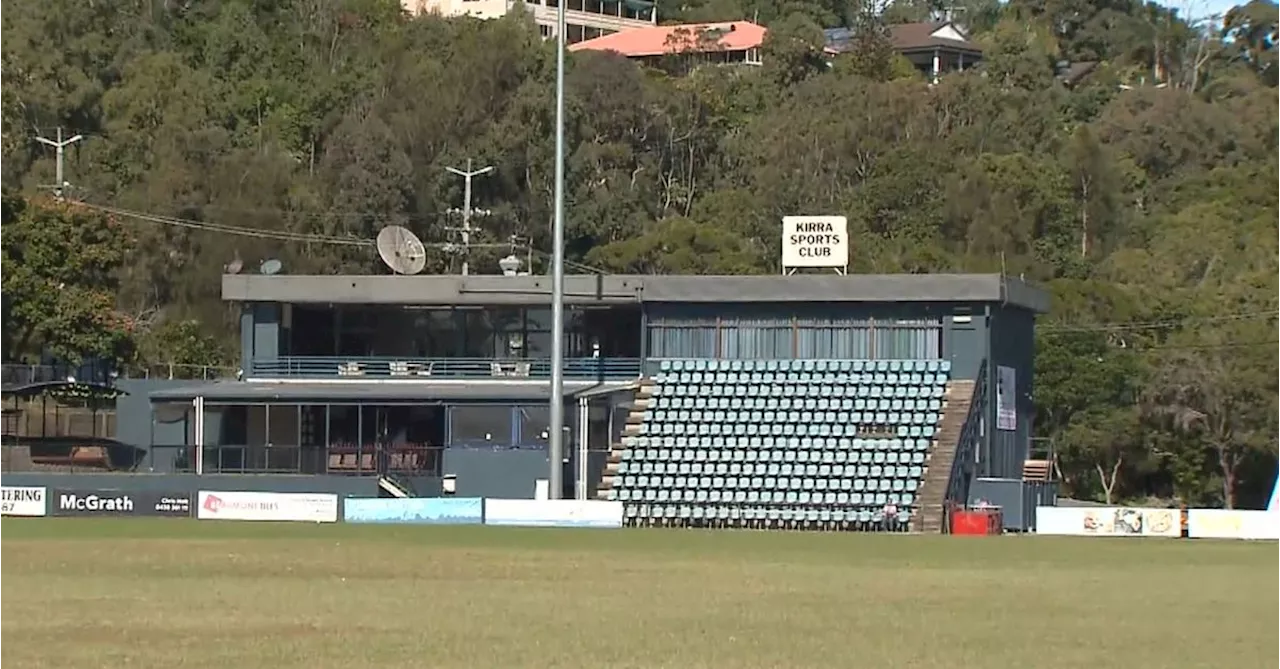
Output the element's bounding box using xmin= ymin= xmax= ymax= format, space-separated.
xmin=824 ymin=21 xmax=982 ymax=81
xmin=568 ymin=21 xmax=769 ymax=67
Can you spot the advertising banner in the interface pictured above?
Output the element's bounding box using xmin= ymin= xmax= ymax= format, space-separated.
xmin=1187 ymin=509 xmax=1279 ymax=541
xmin=51 ymin=490 xmax=192 ymax=517
xmin=344 ymin=497 xmax=483 ymax=525
xmin=483 ymin=499 xmax=623 ymax=528
xmin=197 ymin=491 xmax=338 ymax=523
xmin=1035 ymin=506 xmax=1180 ymax=538
xmin=1 ymin=486 xmax=47 ymax=517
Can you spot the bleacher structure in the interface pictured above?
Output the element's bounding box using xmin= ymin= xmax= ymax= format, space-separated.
xmin=599 ymin=358 xmax=971 ymax=531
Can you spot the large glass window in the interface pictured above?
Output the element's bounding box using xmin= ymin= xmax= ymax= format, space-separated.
xmin=515 ymin=406 xmax=550 ymax=449
xmin=449 ymin=406 xmax=512 ymax=447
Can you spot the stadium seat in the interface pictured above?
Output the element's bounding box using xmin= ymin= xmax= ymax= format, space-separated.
xmin=615 ymin=359 xmax=952 ymax=531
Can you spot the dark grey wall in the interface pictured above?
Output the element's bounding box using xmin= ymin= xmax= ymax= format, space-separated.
xmin=252 ymin=304 xmax=280 ymax=360
xmin=941 ymin=310 xmax=987 ymax=382
xmin=987 ymin=305 xmax=1036 ymax=480
xmin=442 ymin=449 xmax=554 ymax=499
xmin=0 ymin=473 xmax=378 ymax=497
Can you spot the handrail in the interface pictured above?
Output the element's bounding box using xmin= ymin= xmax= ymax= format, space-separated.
xmin=944 ymin=359 xmax=987 ymax=530
xmin=249 ymin=356 xmax=643 ymax=381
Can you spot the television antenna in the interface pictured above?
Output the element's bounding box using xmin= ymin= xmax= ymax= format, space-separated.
xmin=376 ymin=225 xmax=427 ymax=275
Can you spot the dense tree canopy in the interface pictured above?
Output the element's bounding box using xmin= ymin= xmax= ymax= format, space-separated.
xmin=2 ymin=0 xmax=1276 ymax=506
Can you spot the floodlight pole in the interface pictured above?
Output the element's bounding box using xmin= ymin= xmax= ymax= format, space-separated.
xmin=547 ymin=3 xmax=569 ymax=500
xmin=35 ymin=127 xmax=84 ymax=200
xmin=445 ymin=159 xmax=494 ymax=276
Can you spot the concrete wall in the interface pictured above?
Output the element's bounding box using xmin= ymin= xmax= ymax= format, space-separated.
xmin=0 ymin=473 xmax=379 ymax=497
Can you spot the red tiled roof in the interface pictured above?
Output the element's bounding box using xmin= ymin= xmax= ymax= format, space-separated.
xmin=569 ymin=21 xmax=767 ymax=58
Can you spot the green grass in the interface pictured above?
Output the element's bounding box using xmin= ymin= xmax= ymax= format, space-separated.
xmin=2 ymin=519 xmax=1276 ymax=669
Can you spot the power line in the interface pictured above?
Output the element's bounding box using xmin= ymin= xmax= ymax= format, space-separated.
xmin=1040 ymin=310 xmax=1278 ymax=334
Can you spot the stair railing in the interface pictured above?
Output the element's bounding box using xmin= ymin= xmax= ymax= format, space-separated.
xmin=943 ymin=359 xmax=987 ymax=532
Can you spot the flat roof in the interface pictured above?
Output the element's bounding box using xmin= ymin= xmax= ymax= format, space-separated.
xmin=222 ymin=273 xmax=1049 ymax=312
xmin=148 ymin=380 xmax=636 ymax=403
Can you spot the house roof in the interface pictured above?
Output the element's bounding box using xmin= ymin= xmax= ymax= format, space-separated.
xmin=569 ymin=21 xmax=767 ymax=57
xmin=824 ymin=22 xmax=983 ymax=55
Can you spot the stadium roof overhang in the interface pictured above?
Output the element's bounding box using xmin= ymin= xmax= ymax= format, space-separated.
xmin=222 ymin=273 xmax=1050 ymax=313
xmin=148 ymin=379 xmax=640 ymax=404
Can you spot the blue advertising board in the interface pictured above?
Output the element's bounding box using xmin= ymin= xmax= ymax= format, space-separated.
xmin=343 ymin=497 xmax=483 ymax=525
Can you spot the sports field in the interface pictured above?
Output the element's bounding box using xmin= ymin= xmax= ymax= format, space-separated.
xmin=2 ymin=520 xmax=1275 ymax=669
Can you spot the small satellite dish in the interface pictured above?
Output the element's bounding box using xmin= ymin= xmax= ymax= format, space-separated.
xmin=225 ymin=257 xmax=244 ymax=274
xmin=260 ymin=259 xmax=283 ymax=275
xmin=376 ymin=225 xmax=427 ymax=275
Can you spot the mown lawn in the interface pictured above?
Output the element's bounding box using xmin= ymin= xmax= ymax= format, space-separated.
xmin=2 ymin=519 xmax=1275 ymax=669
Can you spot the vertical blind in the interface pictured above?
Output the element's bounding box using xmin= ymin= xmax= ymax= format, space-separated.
xmin=647 ymin=317 xmax=941 ymax=359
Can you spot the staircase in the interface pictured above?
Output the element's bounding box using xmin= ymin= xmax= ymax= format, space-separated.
xmin=1021 ymin=459 xmax=1054 ymax=482
xmin=911 ymin=379 xmax=975 ymax=533
xmin=595 ymin=379 xmax=656 ymax=501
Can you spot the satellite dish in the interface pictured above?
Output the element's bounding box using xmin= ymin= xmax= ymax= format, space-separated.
xmin=377 ymin=225 xmax=427 ymax=275
xmin=260 ymin=259 xmax=283 ymax=275
xmin=225 ymin=257 xmax=244 ymax=274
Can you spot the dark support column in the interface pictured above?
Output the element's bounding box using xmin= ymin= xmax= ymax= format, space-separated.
xmin=324 ymin=404 xmax=332 ymax=473
xmin=296 ymin=404 xmax=303 ymax=473
xmin=265 ymin=404 xmax=272 ymax=472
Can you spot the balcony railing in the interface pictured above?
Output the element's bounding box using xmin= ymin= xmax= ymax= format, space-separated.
xmin=249 ymin=356 xmax=643 ymax=381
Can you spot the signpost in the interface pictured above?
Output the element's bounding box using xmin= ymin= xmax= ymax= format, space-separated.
xmin=781 ymin=216 xmax=849 ymax=275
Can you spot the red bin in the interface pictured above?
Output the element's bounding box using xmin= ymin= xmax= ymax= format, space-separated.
xmin=950 ymin=507 xmax=1003 ymax=535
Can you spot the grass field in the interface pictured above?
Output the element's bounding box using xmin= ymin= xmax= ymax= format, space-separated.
xmin=2 ymin=520 xmax=1276 ymax=669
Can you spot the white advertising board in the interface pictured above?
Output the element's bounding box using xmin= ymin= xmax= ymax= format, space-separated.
xmin=1035 ymin=506 xmax=1180 ymax=538
xmin=197 ymin=491 xmax=338 ymax=523
xmin=1187 ymin=509 xmax=1279 ymax=541
xmin=1 ymin=486 xmax=47 ymax=517
xmin=484 ymin=499 xmax=624 ymax=528
xmin=781 ymin=216 xmax=848 ymax=269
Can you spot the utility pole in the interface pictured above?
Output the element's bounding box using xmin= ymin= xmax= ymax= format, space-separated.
xmin=35 ymin=127 xmax=84 ymax=200
xmin=445 ymin=159 xmax=494 ymax=276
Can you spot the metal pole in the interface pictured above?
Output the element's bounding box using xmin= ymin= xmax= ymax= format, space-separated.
xmin=548 ymin=0 xmax=568 ymax=500
xmin=462 ymin=159 xmax=473 ymax=276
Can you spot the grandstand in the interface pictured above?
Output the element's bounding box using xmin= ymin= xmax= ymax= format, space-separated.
xmin=2 ymin=273 xmax=1052 ymax=532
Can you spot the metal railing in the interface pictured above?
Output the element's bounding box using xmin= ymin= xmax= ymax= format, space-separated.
xmin=944 ymin=359 xmax=988 ymax=528
xmin=1 ymin=362 xmax=236 ymax=387
xmin=249 ymin=356 xmax=643 ymax=380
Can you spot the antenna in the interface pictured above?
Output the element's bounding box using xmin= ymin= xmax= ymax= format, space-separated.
xmin=260 ymin=259 xmax=283 ymax=275
xmin=376 ymin=225 xmax=427 ymax=275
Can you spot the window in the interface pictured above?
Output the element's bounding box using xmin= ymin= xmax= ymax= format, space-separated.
xmin=516 ymin=406 xmax=550 ymax=449
xmin=744 ymin=47 xmax=762 ymax=65
xmin=449 ymin=406 xmax=512 ymax=447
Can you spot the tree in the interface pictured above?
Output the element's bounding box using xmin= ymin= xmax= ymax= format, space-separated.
xmin=1 ymin=195 xmax=135 ymax=364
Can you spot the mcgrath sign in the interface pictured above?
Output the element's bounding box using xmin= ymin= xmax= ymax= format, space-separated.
xmin=51 ymin=489 xmax=193 ymax=518
xmin=782 ymin=216 xmax=848 ymax=269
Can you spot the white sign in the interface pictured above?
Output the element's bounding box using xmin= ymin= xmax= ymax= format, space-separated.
xmin=196 ymin=491 xmax=338 ymax=523
xmin=782 ymin=216 xmax=848 ymax=269
xmin=996 ymin=365 xmax=1016 ymax=431
xmin=1187 ymin=509 xmax=1279 ymax=540
xmin=1 ymin=486 xmax=47 ymax=517
xmin=484 ymin=499 xmax=623 ymax=528
xmin=1035 ymin=506 xmax=1181 ymax=538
